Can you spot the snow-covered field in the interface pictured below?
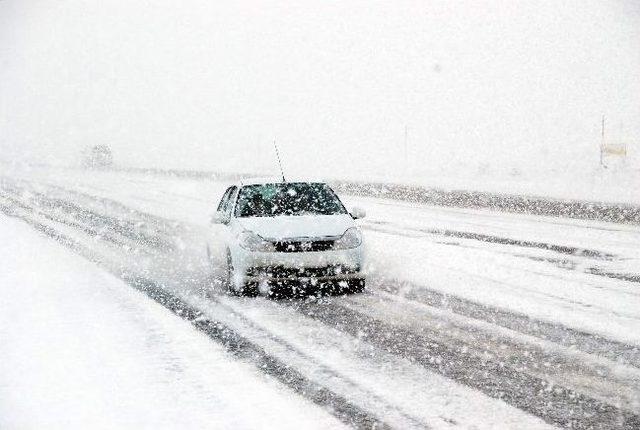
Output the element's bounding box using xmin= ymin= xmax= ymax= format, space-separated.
xmin=1 ymin=166 xmax=639 ymax=429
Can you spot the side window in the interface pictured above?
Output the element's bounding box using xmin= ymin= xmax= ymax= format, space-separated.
xmin=224 ymin=187 xmax=238 ymax=217
xmin=217 ymin=187 xmax=233 ymax=212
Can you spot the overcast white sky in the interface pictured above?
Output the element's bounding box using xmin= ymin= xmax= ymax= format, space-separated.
xmin=1 ymin=0 xmax=639 ymax=178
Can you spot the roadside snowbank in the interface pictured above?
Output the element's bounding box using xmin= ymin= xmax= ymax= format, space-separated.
xmin=332 ymin=166 xmax=640 ymax=207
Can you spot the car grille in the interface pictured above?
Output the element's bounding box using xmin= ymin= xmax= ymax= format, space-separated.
xmin=272 ymin=240 xmax=335 ymax=253
xmin=246 ymin=265 xmax=359 ymax=279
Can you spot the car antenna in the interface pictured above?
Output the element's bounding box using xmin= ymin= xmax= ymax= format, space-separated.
xmin=273 ymin=140 xmax=286 ymax=183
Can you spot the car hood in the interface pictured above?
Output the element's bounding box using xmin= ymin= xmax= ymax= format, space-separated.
xmin=237 ymin=214 xmax=355 ymax=241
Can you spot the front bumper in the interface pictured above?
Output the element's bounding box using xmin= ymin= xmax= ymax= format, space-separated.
xmin=245 ymin=265 xmax=363 ymax=282
xmin=231 ymin=246 xmax=365 ymax=283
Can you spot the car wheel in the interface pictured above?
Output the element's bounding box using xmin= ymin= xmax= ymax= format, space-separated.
xmin=225 ymin=251 xmax=238 ymax=295
xmin=225 ymin=251 xmax=258 ymax=297
xmin=349 ymin=278 xmax=366 ymax=294
xmin=241 ymin=281 xmax=259 ymax=298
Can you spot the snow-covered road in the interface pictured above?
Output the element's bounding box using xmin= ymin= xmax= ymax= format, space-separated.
xmin=0 ymin=217 xmax=345 ymax=429
xmin=1 ymin=167 xmax=639 ymax=429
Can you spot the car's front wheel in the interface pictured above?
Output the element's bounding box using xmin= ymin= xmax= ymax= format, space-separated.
xmin=225 ymin=251 xmax=257 ymax=297
xmin=348 ymin=278 xmax=366 ymax=294
xmin=225 ymin=251 xmax=237 ymax=294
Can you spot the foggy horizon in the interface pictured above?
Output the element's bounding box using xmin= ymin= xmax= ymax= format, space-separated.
xmin=1 ymin=0 xmax=639 ymax=178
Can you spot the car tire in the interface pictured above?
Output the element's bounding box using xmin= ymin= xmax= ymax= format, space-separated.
xmin=349 ymin=278 xmax=366 ymax=294
xmin=225 ymin=252 xmax=258 ymax=297
xmin=225 ymin=251 xmax=238 ymax=295
xmin=241 ymin=282 xmax=259 ymax=298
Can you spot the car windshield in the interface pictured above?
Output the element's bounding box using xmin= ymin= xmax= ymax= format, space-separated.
xmin=235 ymin=183 xmax=347 ymax=217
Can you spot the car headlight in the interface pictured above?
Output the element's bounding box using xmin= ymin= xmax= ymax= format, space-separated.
xmin=333 ymin=227 xmax=362 ymax=250
xmin=238 ymin=230 xmax=276 ymax=252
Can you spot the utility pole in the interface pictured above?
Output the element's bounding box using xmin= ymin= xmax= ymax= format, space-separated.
xmin=600 ymin=115 xmax=605 ymax=168
xmin=404 ymin=125 xmax=408 ymax=172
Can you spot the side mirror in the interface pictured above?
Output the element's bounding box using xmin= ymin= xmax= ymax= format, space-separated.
xmin=350 ymin=206 xmax=366 ymax=219
xmin=210 ymin=212 xmax=227 ymax=225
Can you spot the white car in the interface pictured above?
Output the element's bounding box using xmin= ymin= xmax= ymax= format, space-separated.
xmin=206 ymin=180 xmax=366 ymax=296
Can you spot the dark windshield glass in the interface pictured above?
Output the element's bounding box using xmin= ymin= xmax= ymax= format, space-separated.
xmin=235 ymin=183 xmax=347 ymax=217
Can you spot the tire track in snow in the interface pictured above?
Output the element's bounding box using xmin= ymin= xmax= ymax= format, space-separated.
xmin=363 ymin=221 xmax=616 ymax=261
xmin=122 ymin=276 xmax=396 ymax=430
xmin=348 ymin=291 xmax=640 ymax=413
xmin=362 ymin=221 xmax=640 ymax=287
xmin=281 ymin=298 xmax=640 ymax=430
xmin=368 ymin=276 xmax=640 ymax=368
